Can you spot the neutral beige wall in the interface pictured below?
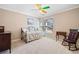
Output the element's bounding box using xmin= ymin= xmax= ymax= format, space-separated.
xmin=0 ymin=7 xmax=79 ymax=40
xmin=0 ymin=9 xmax=27 ymax=40
xmin=53 ymin=8 xmax=79 ymax=36
xmin=0 ymin=10 xmax=4 ymax=25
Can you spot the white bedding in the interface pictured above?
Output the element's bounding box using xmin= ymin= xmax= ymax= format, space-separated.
xmin=12 ymin=37 xmax=72 ymax=54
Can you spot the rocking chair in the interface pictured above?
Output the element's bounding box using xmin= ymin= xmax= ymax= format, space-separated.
xmin=62 ymin=29 xmax=78 ymax=51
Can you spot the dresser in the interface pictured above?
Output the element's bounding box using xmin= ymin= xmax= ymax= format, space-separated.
xmin=0 ymin=26 xmax=11 ymax=53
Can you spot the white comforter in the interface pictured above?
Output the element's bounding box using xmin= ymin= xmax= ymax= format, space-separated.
xmin=12 ymin=37 xmax=72 ymax=54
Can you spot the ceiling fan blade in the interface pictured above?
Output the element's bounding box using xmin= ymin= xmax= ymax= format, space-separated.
xmin=42 ymin=6 xmax=50 ymax=9
xmin=35 ymin=4 xmax=41 ymax=9
xmin=40 ymin=9 xmax=47 ymax=13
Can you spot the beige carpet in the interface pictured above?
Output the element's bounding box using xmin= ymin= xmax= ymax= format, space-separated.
xmin=1 ymin=37 xmax=79 ymax=54
xmin=11 ymin=37 xmax=73 ymax=54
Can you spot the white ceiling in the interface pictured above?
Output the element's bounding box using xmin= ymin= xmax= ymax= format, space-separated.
xmin=0 ymin=4 xmax=79 ymax=18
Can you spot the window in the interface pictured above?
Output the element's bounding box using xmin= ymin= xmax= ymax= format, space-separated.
xmin=27 ymin=16 xmax=39 ymax=32
xmin=40 ymin=18 xmax=54 ymax=31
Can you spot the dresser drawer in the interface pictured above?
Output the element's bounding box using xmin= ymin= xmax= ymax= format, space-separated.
xmin=0 ymin=32 xmax=11 ymax=52
xmin=0 ymin=34 xmax=4 ymax=48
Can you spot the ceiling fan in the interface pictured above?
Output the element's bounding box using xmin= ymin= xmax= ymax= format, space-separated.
xmin=32 ymin=4 xmax=50 ymax=14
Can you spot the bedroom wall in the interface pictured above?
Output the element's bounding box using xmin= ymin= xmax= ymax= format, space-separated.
xmin=53 ymin=8 xmax=79 ymax=37
xmin=0 ymin=7 xmax=79 ymax=40
xmin=0 ymin=10 xmax=3 ymax=25
xmin=0 ymin=9 xmax=27 ymax=40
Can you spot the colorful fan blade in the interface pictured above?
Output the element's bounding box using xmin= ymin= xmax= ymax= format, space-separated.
xmin=42 ymin=6 xmax=50 ymax=9
xmin=40 ymin=10 xmax=47 ymax=14
xmin=35 ymin=4 xmax=41 ymax=9
xmin=40 ymin=9 xmax=47 ymax=13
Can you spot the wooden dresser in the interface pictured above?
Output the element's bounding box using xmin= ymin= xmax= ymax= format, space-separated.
xmin=0 ymin=26 xmax=11 ymax=53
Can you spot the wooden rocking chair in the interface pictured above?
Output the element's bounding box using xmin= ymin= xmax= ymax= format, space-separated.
xmin=62 ymin=29 xmax=79 ymax=51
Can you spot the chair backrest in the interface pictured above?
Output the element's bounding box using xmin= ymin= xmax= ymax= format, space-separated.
xmin=68 ymin=29 xmax=78 ymax=42
xmin=0 ymin=26 xmax=4 ymax=33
